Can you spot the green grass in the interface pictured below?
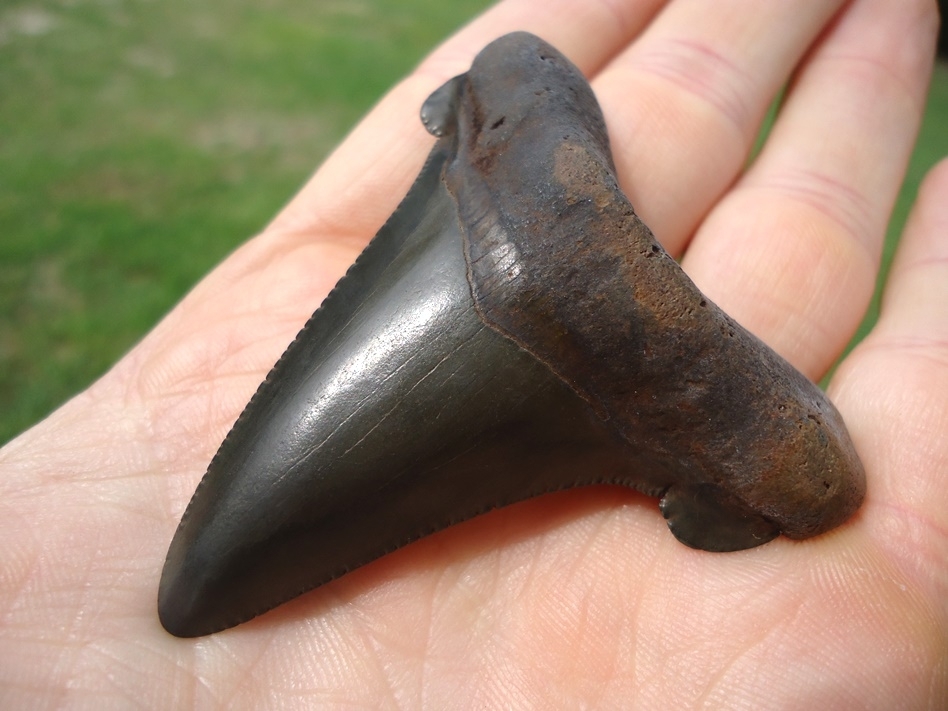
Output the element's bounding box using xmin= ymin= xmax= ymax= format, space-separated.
xmin=1 ymin=2 xmax=946 ymax=446
xmin=0 ymin=0 xmax=491 ymax=445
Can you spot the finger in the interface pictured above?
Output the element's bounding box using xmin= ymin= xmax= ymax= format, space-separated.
xmin=830 ymin=157 xmax=948 ymax=603
xmin=681 ymin=0 xmax=938 ymax=377
xmin=268 ymin=0 xmax=668 ymax=248
xmin=879 ymin=163 xmax=948 ymax=345
xmin=591 ymin=0 xmax=846 ymax=254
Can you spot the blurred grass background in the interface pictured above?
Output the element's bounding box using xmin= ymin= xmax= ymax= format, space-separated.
xmin=1 ymin=0 xmax=946 ymax=446
xmin=0 ymin=0 xmax=492 ymax=445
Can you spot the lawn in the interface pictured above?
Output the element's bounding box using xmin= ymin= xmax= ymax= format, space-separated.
xmin=1 ymin=1 xmax=946 ymax=446
xmin=0 ymin=0 xmax=492 ymax=445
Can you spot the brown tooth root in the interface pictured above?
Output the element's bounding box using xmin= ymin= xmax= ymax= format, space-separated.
xmin=446 ymin=32 xmax=864 ymax=547
xmin=158 ymin=31 xmax=865 ymax=638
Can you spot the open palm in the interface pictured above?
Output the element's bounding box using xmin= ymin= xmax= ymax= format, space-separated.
xmin=2 ymin=0 xmax=945 ymax=707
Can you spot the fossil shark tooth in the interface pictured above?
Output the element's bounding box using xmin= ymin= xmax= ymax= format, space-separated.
xmin=158 ymin=32 xmax=865 ymax=638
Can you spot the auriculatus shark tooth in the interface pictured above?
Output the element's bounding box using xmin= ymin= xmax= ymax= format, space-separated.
xmin=158 ymin=32 xmax=865 ymax=638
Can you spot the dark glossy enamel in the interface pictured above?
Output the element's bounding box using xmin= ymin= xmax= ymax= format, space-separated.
xmin=159 ymin=32 xmax=865 ymax=638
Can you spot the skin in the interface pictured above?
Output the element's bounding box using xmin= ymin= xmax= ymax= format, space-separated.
xmin=0 ymin=0 xmax=945 ymax=707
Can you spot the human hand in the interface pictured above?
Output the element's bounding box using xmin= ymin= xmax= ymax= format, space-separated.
xmin=1 ymin=0 xmax=943 ymax=707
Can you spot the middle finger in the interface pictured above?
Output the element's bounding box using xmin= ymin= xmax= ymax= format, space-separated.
xmin=593 ymin=0 xmax=846 ymax=254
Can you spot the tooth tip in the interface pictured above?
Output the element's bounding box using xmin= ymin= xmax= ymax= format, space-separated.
xmin=158 ymin=535 xmax=227 ymax=638
xmin=157 ymin=573 xmax=203 ymax=638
